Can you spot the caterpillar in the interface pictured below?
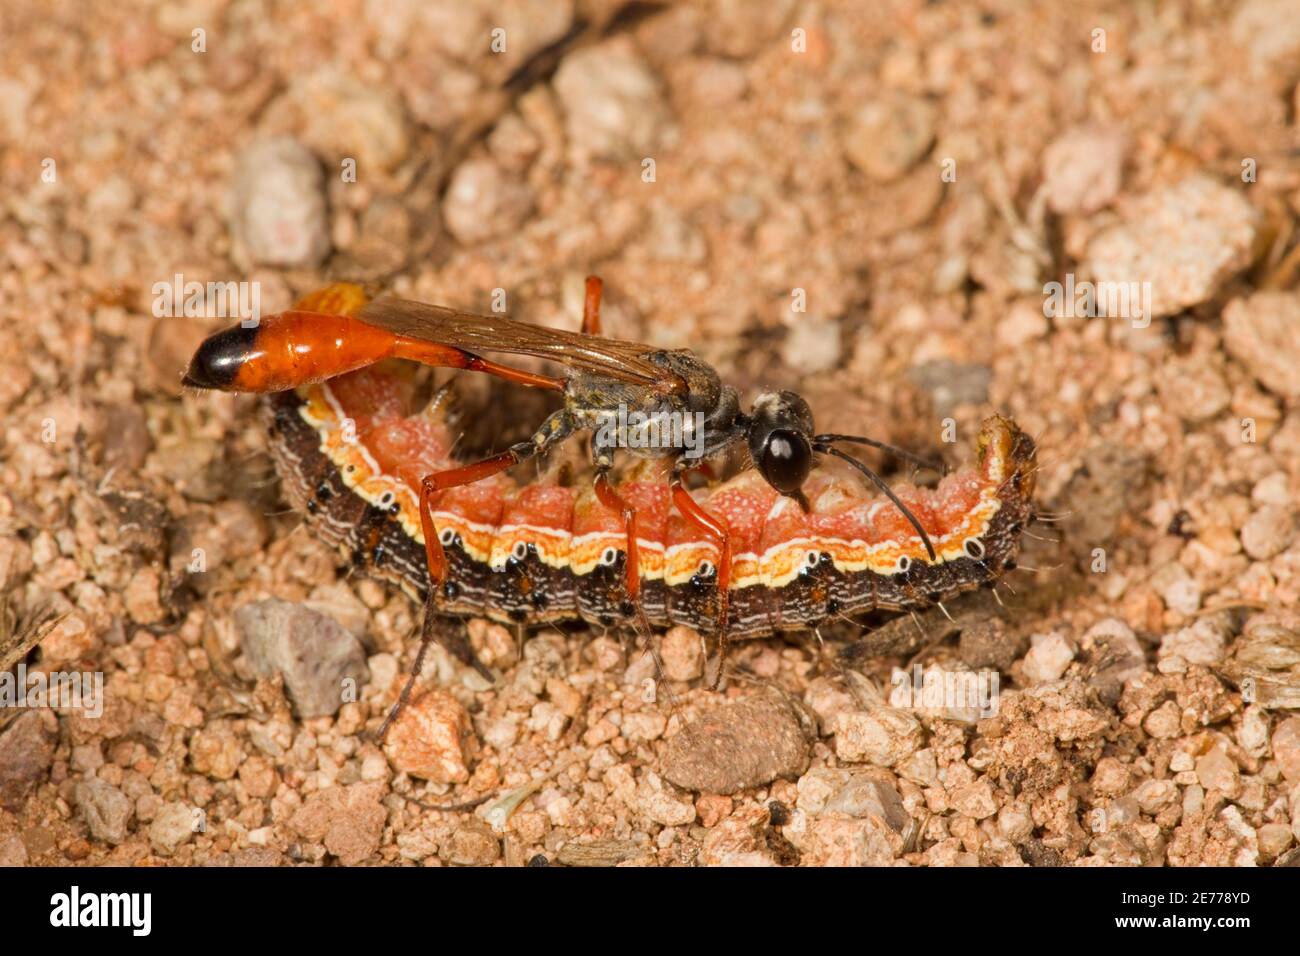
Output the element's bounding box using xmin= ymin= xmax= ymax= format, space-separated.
xmin=261 ymin=366 xmax=1038 ymax=641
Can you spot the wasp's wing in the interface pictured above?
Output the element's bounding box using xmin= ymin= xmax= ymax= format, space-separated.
xmin=356 ymin=297 xmax=682 ymax=391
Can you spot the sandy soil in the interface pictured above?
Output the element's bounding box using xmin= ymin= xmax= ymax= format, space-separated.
xmin=2 ymin=0 xmax=1300 ymax=867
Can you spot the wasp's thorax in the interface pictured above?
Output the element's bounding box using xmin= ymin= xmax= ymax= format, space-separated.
xmin=569 ymin=349 xmax=741 ymax=462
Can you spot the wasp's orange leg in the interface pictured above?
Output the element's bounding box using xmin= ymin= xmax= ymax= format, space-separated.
xmin=378 ymin=438 xmax=538 ymax=741
xmin=593 ymin=469 xmax=644 ymax=617
xmin=383 ymin=415 xmax=574 ymax=740
xmin=393 ymin=339 xmax=567 ymax=392
xmin=419 ymin=441 xmax=536 ymax=588
xmin=669 ymin=471 xmax=732 ymax=689
xmin=581 ymin=275 xmax=603 ymax=336
xmin=418 ymin=410 xmax=574 ymax=589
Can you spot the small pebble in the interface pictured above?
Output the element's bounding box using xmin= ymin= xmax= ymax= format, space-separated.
xmin=896 ymin=748 xmax=938 ymax=787
xmin=950 ymin=779 xmax=998 ymax=820
xmin=907 ymin=360 xmax=992 ymax=417
xmin=383 ymin=689 xmax=475 ymax=783
xmin=636 ymin=772 xmax=696 ymax=826
xmin=1081 ymin=618 xmax=1146 ymax=698
xmin=188 ymin=726 xmax=245 ymax=781
xmin=1161 ymin=571 xmax=1203 ymax=617
xmin=74 ymin=779 xmax=133 ymax=845
xmin=802 ymin=815 xmax=898 ymax=866
xmin=1021 ymin=632 xmax=1075 ymax=683
xmin=289 ymin=783 xmax=387 ymax=866
xmin=553 ymin=39 xmax=671 ymax=162
xmin=1156 ymin=356 xmax=1230 ymax=424
xmin=1131 ymin=779 xmax=1178 ymax=814
xmin=271 ymin=68 xmax=410 ymax=172
xmin=0 ymin=711 xmax=56 ymax=812
xmin=1082 ymin=175 xmax=1259 ymax=319
xmin=1090 ymin=757 xmax=1131 ymax=797
xmin=1158 ymin=617 xmax=1227 ymax=671
xmin=444 ymin=819 xmax=502 ymax=866
xmin=235 ymin=599 xmax=369 ymax=718
xmin=442 ymin=157 xmax=535 ymax=245
xmin=698 ymin=805 xmax=773 ymax=866
xmin=1143 ymin=700 xmax=1183 ymax=739
xmin=833 ymin=708 xmax=922 ymax=767
xmin=1195 ymin=746 xmax=1240 ymax=795
xmin=660 ymin=626 xmax=704 ymax=681
xmin=230 ymin=137 xmax=331 ymax=268
xmin=1272 ymin=717 xmax=1300 ymax=784
xmin=841 ymin=92 xmax=936 ymax=182
xmin=785 ymin=317 xmax=842 ymax=375
xmin=822 ymin=774 xmax=910 ymax=831
xmin=1239 ymin=504 xmax=1296 ymax=561
xmin=661 ymin=694 xmax=810 ymax=794
xmin=1257 ymin=822 xmax=1294 ymax=862
xmin=148 ymin=802 xmax=197 ymax=855
xmin=0 ymin=835 xmax=27 ymax=867
xmin=1224 ymin=292 xmax=1300 ymax=400
xmin=1040 ymin=124 xmax=1128 ymax=215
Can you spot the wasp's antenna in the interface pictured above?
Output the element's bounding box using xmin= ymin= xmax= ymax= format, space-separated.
xmin=375 ymin=601 xmax=439 ymax=742
xmin=814 ymin=444 xmax=938 ymax=561
xmin=814 ymin=433 xmax=947 ymax=476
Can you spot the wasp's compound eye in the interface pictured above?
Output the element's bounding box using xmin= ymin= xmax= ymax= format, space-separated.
xmin=758 ymin=429 xmax=813 ymax=494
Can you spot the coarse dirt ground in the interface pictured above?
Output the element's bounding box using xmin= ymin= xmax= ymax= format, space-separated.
xmin=3 ymin=0 xmax=1300 ymax=868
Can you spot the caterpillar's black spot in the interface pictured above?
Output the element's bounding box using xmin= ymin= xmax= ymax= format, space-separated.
xmin=507 ymin=607 xmax=528 ymax=623
xmin=442 ymin=580 xmax=460 ymax=600
xmin=316 ymin=481 xmax=333 ymax=500
xmin=827 ymin=597 xmax=841 ymax=615
xmin=1003 ymin=559 xmax=1017 ymax=571
xmin=926 ymin=591 xmax=942 ymax=603
xmin=531 ymin=591 xmax=549 ymax=610
xmin=690 ymin=571 xmax=716 ymax=591
xmin=619 ymin=600 xmax=635 ymax=617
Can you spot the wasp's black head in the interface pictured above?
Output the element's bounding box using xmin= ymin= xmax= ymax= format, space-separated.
xmin=747 ymin=390 xmax=815 ymax=502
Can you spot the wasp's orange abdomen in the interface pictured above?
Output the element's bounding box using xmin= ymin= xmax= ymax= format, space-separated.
xmin=184 ymin=310 xmax=396 ymax=393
